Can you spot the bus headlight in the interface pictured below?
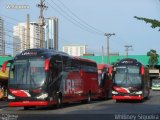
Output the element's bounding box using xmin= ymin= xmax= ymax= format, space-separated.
xmin=112 ymin=91 xmax=118 ymax=94
xmin=8 ymin=95 xmax=15 ymax=99
xmin=36 ymin=93 xmax=48 ymax=99
xmin=135 ymin=91 xmax=142 ymax=95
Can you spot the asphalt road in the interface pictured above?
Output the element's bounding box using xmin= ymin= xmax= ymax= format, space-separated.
xmin=0 ymin=90 xmax=160 ymax=120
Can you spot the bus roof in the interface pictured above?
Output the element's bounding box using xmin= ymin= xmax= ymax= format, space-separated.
xmin=15 ymin=48 xmax=69 ymax=59
xmin=97 ymin=64 xmax=111 ymax=70
xmin=14 ymin=48 xmax=96 ymax=65
xmin=72 ymin=56 xmax=97 ymax=64
xmin=114 ymin=58 xmax=143 ymax=67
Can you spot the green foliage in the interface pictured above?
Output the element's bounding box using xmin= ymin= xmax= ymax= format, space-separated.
xmin=134 ymin=16 xmax=160 ymax=31
xmin=147 ymin=49 xmax=159 ymax=69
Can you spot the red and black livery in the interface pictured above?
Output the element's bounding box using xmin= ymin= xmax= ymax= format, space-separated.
xmin=2 ymin=48 xmax=99 ymax=109
xmin=112 ymin=58 xmax=150 ymax=102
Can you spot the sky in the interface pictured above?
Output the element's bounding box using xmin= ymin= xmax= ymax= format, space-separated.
xmin=0 ymin=0 xmax=160 ymax=56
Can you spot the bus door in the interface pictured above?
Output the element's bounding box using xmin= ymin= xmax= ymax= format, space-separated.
xmin=49 ymin=54 xmax=63 ymax=95
xmin=101 ymin=68 xmax=111 ymax=98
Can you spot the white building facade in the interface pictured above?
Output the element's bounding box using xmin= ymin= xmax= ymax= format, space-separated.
xmin=0 ymin=17 xmax=5 ymax=55
xmin=13 ymin=22 xmax=41 ymax=56
xmin=62 ymin=45 xmax=86 ymax=56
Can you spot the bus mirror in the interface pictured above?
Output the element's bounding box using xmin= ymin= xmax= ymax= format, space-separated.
xmin=141 ymin=66 xmax=144 ymax=75
xmin=44 ymin=59 xmax=50 ymax=71
xmin=2 ymin=60 xmax=11 ymax=72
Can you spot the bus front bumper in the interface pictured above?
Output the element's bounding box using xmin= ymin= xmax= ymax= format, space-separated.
xmin=112 ymin=95 xmax=143 ymax=100
xmin=9 ymin=101 xmax=53 ymax=107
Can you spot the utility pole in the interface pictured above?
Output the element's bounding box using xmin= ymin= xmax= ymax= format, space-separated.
xmin=102 ymin=46 xmax=104 ymax=64
xmin=124 ymin=45 xmax=132 ymax=57
xmin=37 ymin=0 xmax=48 ymax=48
xmin=26 ymin=14 xmax=30 ymax=49
xmin=104 ymin=33 xmax=115 ymax=64
xmin=54 ymin=17 xmax=58 ymax=50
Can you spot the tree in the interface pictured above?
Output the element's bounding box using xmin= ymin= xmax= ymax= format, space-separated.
xmin=134 ymin=16 xmax=160 ymax=31
xmin=147 ymin=49 xmax=159 ymax=69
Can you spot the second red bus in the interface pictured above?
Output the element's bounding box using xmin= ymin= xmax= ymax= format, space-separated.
xmin=97 ymin=64 xmax=112 ymax=99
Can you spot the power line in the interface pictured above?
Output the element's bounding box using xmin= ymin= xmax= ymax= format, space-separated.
xmin=55 ymin=0 xmax=104 ymax=35
xmin=4 ymin=29 xmax=40 ymax=42
xmin=4 ymin=28 xmax=71 ymax=46
xmin=46 ymin=0 xmax=103 ymax=36
xmin=4 ymin=28 xmax=75 ymax=52
xmin=4 ymin=33 xmax=28 ymax=46
xmin=0 ymin=14 xmax=23 ymax=22
xmin=3 ymin=15 xmax=76 ymax=45
xmin=2 ymin=7 xmax=103 ymax=37
xmin=2 ymin=12 xmax=104 ymax=52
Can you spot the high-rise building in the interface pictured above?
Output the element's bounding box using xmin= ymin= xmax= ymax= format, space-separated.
xmin=63 ymin=45 xmax=86 ymax=56
xmin=30 ymin=22 xmax=41 ymax=48
xmin=0 ymin=17 xmax=5 ymax=55
xmin=13 ymin=22 xmax=42 ymax=56
xmin=45 ymin=17 xmax=58 ymax=50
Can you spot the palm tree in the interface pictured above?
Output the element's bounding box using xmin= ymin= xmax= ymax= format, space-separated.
xmin=134 ymin=16 xmax=160 ymax=31
xmin=147 ymin=49 xmax=159 ymax=69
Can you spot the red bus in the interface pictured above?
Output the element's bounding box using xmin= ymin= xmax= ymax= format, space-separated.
xmin=97 ymin=64 xmax=112 ymax=99
xmin=2 ymin=48 xmax=99 ymax=109
xmin=112 ymin=58 xmax=150 ymax=102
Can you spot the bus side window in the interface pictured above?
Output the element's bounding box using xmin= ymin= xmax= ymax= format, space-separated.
xmin=61 ymin=56 xmax=66 ymax=70
xmin=101 ymin=70 xmax=106 ymax=86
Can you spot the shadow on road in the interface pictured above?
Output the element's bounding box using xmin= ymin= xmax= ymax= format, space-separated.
xmin=19 ymin=101 xmax=95 ymax=111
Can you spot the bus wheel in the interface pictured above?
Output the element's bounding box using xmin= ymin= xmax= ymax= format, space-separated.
xmin=104 ymin=90 xmax=109 ymax=100
xmin=24 ymin=106 xmax=30 ymax=110
xmin=140 ymin=99 xmax=144 ymax=103
xmin=116 ymin=100 xmax=121 ymax=103
xmin=56 ymin=95 xmax=63 ymax=108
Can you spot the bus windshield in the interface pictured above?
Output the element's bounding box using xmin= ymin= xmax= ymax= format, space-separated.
xmin=9 ymin=59 xmax=46 ymax=89
xmin=113 ymin=65 xmax=141 ymax=87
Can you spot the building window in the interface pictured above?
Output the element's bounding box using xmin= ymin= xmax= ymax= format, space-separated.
xmin=80 ymin=47 xmax=84 ymax=56
xmin=64 ymin=47 xmax=68 ymax=53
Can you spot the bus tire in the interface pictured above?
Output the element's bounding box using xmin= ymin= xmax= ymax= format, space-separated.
xmin=140 ymin=99 xmax=144 ymax=103
xmin=116 ymin=100 xmax=121 ymax=103
xmin=56 ymin=94 xmax=63 ymax=108
xmin=24 ymin=106 xmax=30 ymax=110
xmin=104 ymin=90 xmax=109 ymax=100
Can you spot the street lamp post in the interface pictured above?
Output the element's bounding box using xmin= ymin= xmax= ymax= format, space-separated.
xmin=104 ymin=33 xmax=115 ymax=64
